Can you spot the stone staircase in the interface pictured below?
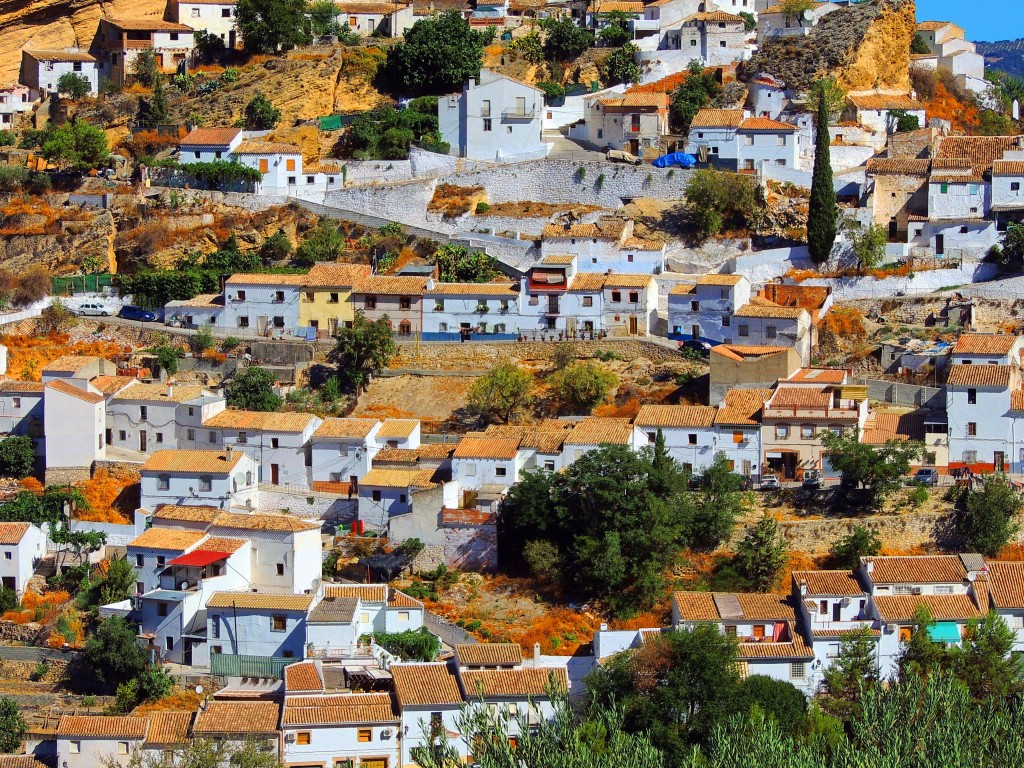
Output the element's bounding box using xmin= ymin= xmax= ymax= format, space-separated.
xmin=26 ymin=556 xmax=56 ymax=595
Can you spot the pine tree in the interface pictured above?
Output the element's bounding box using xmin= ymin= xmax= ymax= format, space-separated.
xmin=807 ymin=83 xmax=838 ymax=265
xmin=149 ymin=74 xmax=168 ymax=123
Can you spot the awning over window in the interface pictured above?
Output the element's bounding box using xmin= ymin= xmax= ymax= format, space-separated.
xmin=928 ymin=621 xmax=961 ymax=643
xmin=167 ymin=550 xmax=231 ymax=567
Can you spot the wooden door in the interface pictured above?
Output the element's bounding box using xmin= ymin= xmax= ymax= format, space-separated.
xmin=139 ymin=430 xmax=147 ymax=452
xmin=629 ymin=315 xmax=638 ymax=335
xmin=271 ymin=464 xmax=280 ymax=485
xmin=995 ymin=451 xmax=1005 ymax=473
xmin=935 ymin=234 xmax=944 ymax=255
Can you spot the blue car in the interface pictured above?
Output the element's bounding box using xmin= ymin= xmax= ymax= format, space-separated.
xmin=118 ymin=305 xmax=157 ymax=322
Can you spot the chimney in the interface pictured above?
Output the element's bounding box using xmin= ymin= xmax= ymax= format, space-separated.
xmin=166 ymin=383 xmax=173 ymax=398
xmin=533 ymin=642 xmax=541 ymax=659
xmin=799 ymin=580 xmax=807 ymax=596
xmin=225 ymin=445 xmax=233 ymax=462
xmin=599 ymin=622 xmax=608 ymax=631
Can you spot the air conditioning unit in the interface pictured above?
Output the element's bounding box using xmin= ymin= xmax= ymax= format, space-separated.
xmin=911 ymin=586 xmax=922 ymax=595
xmin=841 ymin=597 xmax=851 ymax=607
xmin=284 ymin=733 xmax=296 ymax=743
xmin=381 ymin=729 xmax=393 ymax=740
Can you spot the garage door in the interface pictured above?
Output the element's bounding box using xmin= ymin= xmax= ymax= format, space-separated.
xmin=361 ymin=760 xmax=387 ymax=768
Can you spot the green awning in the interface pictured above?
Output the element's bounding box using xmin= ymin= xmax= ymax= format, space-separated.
xmin=928 ymin=621 xmax=961 ymax=643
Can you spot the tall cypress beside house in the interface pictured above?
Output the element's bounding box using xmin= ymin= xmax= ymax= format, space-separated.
xmin=807 ymin=87 xmax=838 ymax=265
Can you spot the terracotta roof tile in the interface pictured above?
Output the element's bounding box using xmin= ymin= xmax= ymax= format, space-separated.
xmin=792 ymin=570 xmax=865 ymax=596
xmin=142 ymin=449 xmax=245 ymax=474
xmin=568 ymin=273 xmax=607 ymax=291
xmin=211 ymin=511 xmax=319 ymax=532
xmin=145 ymin=711 xmax=193 ymax=745
xmin=604 ymin=274 xmax=654 ymax=288
xmin=353 ymin=276 xmax=430 ymax=296
xmin=180 ymin=127 xmax=241 ymax=147
xmin=113 ymin=382 xmax=208 ymax=404
xmin=946 ymin=363 xmax=1012 ymax=388
xmin=811 ymin=627 xmax=880 ymax=637
xmin=689 ymin=9 xmax=743 ymax=22
xmin=0 ymin=757 xmax=54 ymax=768
xmin=152 ymin=504 xmax=221 ymax=523
xmin=455 ymin=643 xmax=522 ymax=667
xmin=204 ymin=410 xmax=319 ymax=432
xmin=193 ymin=701 xmax=281 ymax=734
xmin=325 ymin=584 xmax=386 ymax=602
xmin=769 ymin=386 xmax=831 ymax=409
xmin=303 ymin=263 xmax=371 ymax=288
xmin=714 ymin=388 xmax=772 ymax=426
xmin=738 ymin=117 xmax=797 ymax=132
xmin=45 ymin=380 xmax=103 ymax=404
xmin=634 ymin=405 xmax=716 ymax=428
xmin=993 ymin=160 xmax=1024 ymax=176
xmin=697 ymin=274 xmax=746 ymax=286
xmin=734 ymin=301 xmax=806 ymax=319
xmin=672 ymin=591 xmax=796 ymax=621
xmin=460 ymin=668 xmax=568 ymax=697
xmin=873 ymin=594 xmax=981 ymax=622
xmin=952 ymin=333 xmax=1018 ymax=356
xmin=284 ymin=661 xmax=323 ymax=692
xmin=376 ymin=419 xmax=419 ymax=439
xmin=564 ymin=417 xmax=633 ymax=445
xmin=105 ymin=17 xmax=193 ymax=31
xmin=305 ymin=162 xmax=342 ymax=174
xmin=848 ymin=93 xmax=924 ymax=111
xmin=313 ymin=418 xmax=380 ymax=439
xmin=0 ymin=522 xmax=30 ymax=545
xmin=57 ymin=715 xmax=148 ymax=739
xmin=916 ymin=20 xmax=956 ymax=31
xmin=360 ymin=468 xmax=437 ymax=489
xmin=542 ymin=218 xmax=628 ymax=240
xmin=129 ymin=528 xmax=206 ymax=551
xmin=442 ymin=507 xmax=496 ymax=525
xmin=986 ymin=561 xmax=1024 ymax=608
xmin=196 ymin=536 xmax=247 ymax=554
xmin=935 ymin=135 xmax=1024 ymax=173
xmin=235 ymin=140 xmax=302 ymax=155
xmin=711 ymin=345 xmax=788 ymax=362
xmin=619 ymin=92 xmax=669 ymax=109
xmin=90 ymin=375 xmax=136 ymax=396
xmin=426 ymin=282 xmax=519 ymax=296
xmin=866 ymin=158 xmax=931 ymax=176
xmin=861 ymin=412 xmax=926 ymax=444
xmin=690 ymin=109 xmax=744 ymax=129
xmin=24 ymin=50 xmax=96 ymax=62
xmin=669 ymin=283 xmax=695 ymax=295
xmin=453 ymin=436 xmax=522 ymax=460
xmin=42 ymin=355 xmax=103 ymax=373
xmin=737 ymin=633 xmax=814 ymax=660
xmin=282 ymin=693 xmax=396 ymax=725
xmin=0 ymin=380 xmax=45 ymax=393
xmin=224 ymin=273 xmax=308 ymax=285
xmin=391 ymin=663 xmax=463 ymax=706
xmin=1012 ymin=391 xmax=1024 ymax=412
xmin=206 ymin=592 xmax=314 ymax=611
xmin=788 ymin=368 xmax=847 ymax=384
xmin=863 ymin=555 xmax=967 ymax=585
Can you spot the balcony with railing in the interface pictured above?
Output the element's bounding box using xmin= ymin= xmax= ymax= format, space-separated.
xmin=502 ymin=105 xmax=536 ymax=119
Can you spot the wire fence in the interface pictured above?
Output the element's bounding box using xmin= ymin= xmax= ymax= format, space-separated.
xmin=51 ymin=274 xmax=113 ymax=296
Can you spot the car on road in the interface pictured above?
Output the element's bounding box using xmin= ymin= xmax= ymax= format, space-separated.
xmin=802 ymin=469 xmax=821 ymax=490
xmin=76 ymin=301 xmax=114 ymax=317
xmin=607 ymin=149 xmax=643 ymax=165
xmin=912 ymin=467 xmax=940 ymax=486
xmin=760 ymin=474 xmax=781 ymax=490
xmin=678 ymin=339 xmax=712 ymax=358
xmin=118 ymin=305 xmax=157 ymax=322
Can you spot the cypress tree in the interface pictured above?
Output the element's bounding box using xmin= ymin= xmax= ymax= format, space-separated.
xmin=808 ymin=84 xmax=838 ymax=264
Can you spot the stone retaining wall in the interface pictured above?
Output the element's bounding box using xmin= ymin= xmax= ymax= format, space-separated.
xmin=391 ymin=339 xmax=679 ymax=370
xmin=0 ymin=620 xmax=43 ymax=643
xmin=44 ymin=467 xmax=91 ymax=485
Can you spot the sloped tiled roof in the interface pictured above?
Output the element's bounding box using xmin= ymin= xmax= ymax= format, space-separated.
xmin=313 ymin=418 xmax=380 ymax=439
xmin=360 ymin=468 xmax=438 ymax=489
xmin=24 ymin=49 xmax=96 ymax=62
xmin=325 ymin=584 xmax=386 ymax=602
xmin=193 ymin=701 xmax=281 ymax=734
xmin=90 ymin=375 xmax=136 ymax=396
xmin=847 ymin=93 xmax=924 ymax=111
xmin=206 ymin=592 xmax=314 ymax=611
xmin=307 ymin=596 xmax=359 ymax=623
xmin=564 ymin=417 xmax=633 ymax=445
xmin=634 ymin=405 xmax=716 ymax=429
xmin=235 ymin=140 xmax=302 ymax=155
xmin=672 ymin=591 xmax=796 ymax=621
xmin=45 ymin=380 xmax=103 ymax=404
xmin=604 ymin=273 xmax=654 ymax=288
xmin=952 ymin=333 xmax=1017 ymax=356
xmin=738 ymin=117 xmax=797 ymax=132
xmin=453 ymin=436 xmax=522 ymax=460
xmin=734 ymin=300 xmax=806 ymax=319
xmin=711 ymin=345 xmax=788 ymax=362
xmin=391 ymin=663 xmax=463 ymax=706
xmin=282 ymin=693 xmax=396 ymax=725
xmin=873 ymin=594 xmax=981 ymax=622
xmin=211 ymin=511 xmax=319 ymax=532
xmin=568 ymin=273 xmax=607 ymax=291
xmin=861 ymin=412 xmax=926 ymax=444
xmin=460 ymin=668 xmax=568 ymax=697
xmin=303 ymin=263 xmax=371 ymax=287
xmin=204 ymin=409 xmax=318 ymax=433
xmin=986 ymin=561 xmax=1024 ymax=609
xmin=142 ymin=449 xmax=245 ymax=474
xmin=769 ymin=386 xmax=831 ymax=409
xmin=714 ymin=388 xmax=772 ymax=426
xmin=455 ymin=643 xmax=522 ymax=667
xmin=112 ymin=382 xmax=207 ymax=404
xmin=105 ymin=18 xmax=192 ymax=31
xmin=180 ymin=127 xmax=241 ymax=147
xmin=376 ymin=419 xmax=419 ymax=439
xmin=788 ymin=368 xmax=847 ymax=384
xmin=916 ymin=20 xmax=955 ymax=31
xmin=792 ymin=570 xmax=865 ymax=596
xmin=426 ymin=282 xmax=519 ymax=296
xmin=128 ymin=527 xmax=206 ymax=551
xmin=863 ymin=555 xmax=968 ymax=584
xmin=697 ymin=274 xmax=746 ymax=286
xmin=992 ymin=160 xmax=1024 ymax=177
xmin=0 ymin=522 xmax=30 ymax=545
xmin=353 ymin=275 xmax=429 ymax=296
xmin=935 ymin=135 xmax=1024 ymax=173
xmin=690 ymin=109 xmax=744 ymax=129
xmin=284 ymin=661 xmax=323 ymax=692
xmin=737 ymin=633 xmax=814 ymax=660
xmin=689 ymin=9 xmax=743 ymax=23
xmin=42 ymin=355 xmax=102 ymax=373
xmin=152 ymin=504 xmax=221 ymax=523
xmin=225 ymin=273 xmax=308 ymax=285
xmin=145 ymin=711 xmax=193 ymax=745
xmin=866 ymin=158 xmax=931 ymax=176
xmin=57 ymin=715 xmax=148 ymax=739
xmin=946 ymin=363 xmax=1012 ymax=388
xmin=0 ymin=380 xmax=45 ymax=393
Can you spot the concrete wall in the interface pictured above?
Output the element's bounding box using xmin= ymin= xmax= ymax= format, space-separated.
xmin=799 ymin=261 xmax=1000 ymax=300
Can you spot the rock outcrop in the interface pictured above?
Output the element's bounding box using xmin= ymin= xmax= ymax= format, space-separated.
xmin=0 ymin=0 xmax=165 ymax=83
xmin=741 ymin=0 xmax=915 ymax=94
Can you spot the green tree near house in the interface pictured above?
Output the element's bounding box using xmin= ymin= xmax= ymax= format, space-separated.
xmin=131 ymin=49 xmax=159 ymax=88
xmin=227 ymin=366 xmax=283 ymax=411
xmin=309 ymin=0 xmax=342 ymax=36
xmin=41 ymin=119 xmax=109 ymax=173
xmin=598 ymin=10 xmax=632 ymax=47
xmin=295 ymin=218 xmax=347 ymax=267
xmin=669 ymin=60 xmax=722 ymax=134
xmin=379 ymin=10 xmax=489 ymax=95
xmin=820 ymin=429 xmax=924 ymax=509
xmin=543 ymin=16 xmax=595 ymax=61
xmin=57 ymin=72 xmax=90 ymax=100
xmin=0 ymin=697 xmax=27 ymax=753
xmin=244 ymin=94 xmax=281 ymax=130
xmin=431 ymin=243 xmax=498 ymax=283
xmin=550 ymin=361 xmax=617 ymax=411
xmin=956 ymin=474 xmax=1021 ymax=557
xmin=0 ymin=435 xmax=35 ymax=479
xmin=911 ymin=32 xmax=931 ymax=54
xmin=828 ymin=524 xmax=881 ymax=570
xmin=819 ymin=627 xmax=880 ymax=721
xmin=328 ymin=312 xmax=398 ymax=392
xmin=604 ymin=43 xmax=640 ymax=86
xmin=687 ymin=454 xmax=747 ymax=550
xmin=889 ymin=109 xmax=920 ymax=133
xmin=735 ymin=514 xmax=788 ymax=591
xmin=466 ymin=362 xmax=534 ymax=424
xmin=951 ymin=611 xmax=1023 ymax=700
xmin=236 ymin=0 xmax=310 ymax=53
xmin=846 ymin=221 xmax=888 ymax=272
xmin=807 ymin=81 xmax=838 ymax=265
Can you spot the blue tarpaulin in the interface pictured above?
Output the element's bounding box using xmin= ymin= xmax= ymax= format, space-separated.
xmin=928 ymin=621 xmax=961 ymax=643
xmin=653 ymin=153 xmax=697 ymax=169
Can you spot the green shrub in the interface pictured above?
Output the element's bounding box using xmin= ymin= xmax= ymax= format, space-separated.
xmin=465 ymin=620 xmax=482 ymax=632
xmin=475 ymin=201 xmax=490 ymax=214
xmin=30 ymin=662 xmax=48 ymax=682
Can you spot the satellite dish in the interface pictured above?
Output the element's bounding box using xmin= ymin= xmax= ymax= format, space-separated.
xmin=180 ymin=581 xmax=190 ymax=590
xmin=195 ymin=685 xmax=204 ymax=695
xmin=310 ymin=577 xmax=322 ymax=592
xmin=233 ymin=471 xmax=249 ymax=486
xmin=801 ymin=8 xmax=813 ymax=20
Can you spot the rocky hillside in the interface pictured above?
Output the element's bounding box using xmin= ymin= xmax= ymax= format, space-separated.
xmin=0 ymin=0 xmax=165 ymax=83
xmin=741 ymin=0 xmax=915 ymax=93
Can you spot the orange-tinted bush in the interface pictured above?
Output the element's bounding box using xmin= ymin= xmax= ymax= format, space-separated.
xmin=123 ymin=130 xmax=182 ymax=159
xmin=821 ymin=307 xmax=866 ymax=341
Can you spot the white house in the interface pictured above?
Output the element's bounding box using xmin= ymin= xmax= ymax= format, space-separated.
xmin=452 ymin=434 xmax=528 ymax=491
xmin=205 ymin=591 xmax=314 ymax=658
xmin=791 ymin=569 xmax=873 ymax=676
xmin=540 ymin=217 xmax=665 ymax=275
xmin=176 ymin=0 xmax=239 ymax=49
xmin=667 ymin=274 xmax=751 ymax=343
xmin=747 ymin=74 xmax=787 ymax=120
xmin=178 ymin=126 xmax=243 ymax=164
xmin=737 ymin=116 xmax=799 ymax=173
xmin=915 ymin=21 xmax=986 ymax=93
xmin=712 ymin=387 xmax=770 ymax=478
xmin=0 ymin=380 xmax=45 ymax=448
xmin=991 ymin=159 xmax=1024 ymax=223
xmin=602 ymin=273 xmax=657 ymax=336
xmin=845 ymin=93 xmax=927 ymax=136
xmin=561 ymin=417 xmax=634 ymax=465
xmin=632 ymin=405 xmax=718 ymax=474
xmin=139 ymin=447 xmax=259 ymax=512
xmin=0 ymin=84 xmax=38 ymax=128
xmin=0 ymin=522 xmax=46 ymax=597
xmin=439 ymin=70 xmax=549 ymax=162
xmin=945 ymin=362 xmax=1017 ymax=473
xmin=204 ymin=409 xmax=321 ymax=489
xmin=281 ymin=691 xmax=400 ymax=768
xmin=334 ymin=0 xmax=415 ymax=36
xmin=951 ymin=333 xmax=1024 ymax=367
xmin=457 ymin=667 xmax=568 ymax=738
xmin=323 ymin=583 xmax=425 ymax=636
xmin=310 ymin=418 xmax=384 ymax=495
xmin=107 ymin=382 xmax=221 ymax=456
xmin=126 ymin=526 xmax=209 ymax=595
xmin=733 ymin=300 xmax=812 ymax=365
xmin=577 ymin=89 xmax=668 ymax=159
xmin=192 ymin=700 xmax=281 ymax=750
xmin=685 ymin=108 xmax=744 ymax=170
xmin=96 ymin=18 xmax=195 ymax=86
xmin=391 ymin=663 xmax=470 ymax=768
xmin=56 ymin=716 xmax=148 ymax=768
xmin=19 ymin=50 xmax=98 ymax=96
xmin=676 ymin=10 xmax=748 ymax=66
xmin=41 ymin=355 xmax=117 ymax=382
xmin=376 ymin=419 xmax=421 ymax=449
xmin=423 ymin=282 xmax=520 ymax=341
xmin=43 ymin=380 xmax=105 ymax=477
xmin=357 ymin=468 xmax=440 ymax=530
xmin=757 ymin=1 xmax=840 ymax=45
xmin=222 ymin=273 xmax=305 ymax=336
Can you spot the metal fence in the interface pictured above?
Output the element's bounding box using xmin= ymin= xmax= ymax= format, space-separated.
xmin=52 ymin=274 xmax=113 ymax=296
xmin=210 ymin=653 xmax=291 ymax=678
xmin=855 ymin=377 xmax=945 ymax=409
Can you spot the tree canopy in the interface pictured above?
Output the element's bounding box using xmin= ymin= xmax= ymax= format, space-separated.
xmin=808 ymin=81 xmax=838 ymax=264
xmin=957 ymin=474 xmax=1021 ymax=556
xmin=431 ymin=244 xmax=498 ymax=283
xmin=0 ymin=697 xmax=26 ymax=753
xmin=543 ymin=17 xmax=595 ymax=61
xmin=227 ymin=366 xmax=283 ymax=412
xmin=466 ymin=362 xmax=534 ymax=424
xmin=735 ymin=514 xmax=788 ymax=591
xmin=57 ymin=72 xmax=90 ymax=100
xmin=83 ymin=616 xmax=149 ymax=688
xmin=820 ymin=429 xmax=924 ymax=508
xmin=236 ymin=0 xmax=310 ymax=52
xmin=0 ymin=435 xmax=35 ymax=479
xmin=550 ymin=361 xmax=618 ymax=411
xmin=380 ymin=10 xmax=488 ymax=95
xmin=244 ymin=94 xmax=281 ymax=130
xmin=346 ymin=98 xmax=447 ymax=160
xmin=327 ymin=312 xmax=398 ymax=392
xmin=42 ymin=119 xmax=109 ymax=173
xmin=670 ymin=61 xmax=722 ymax=134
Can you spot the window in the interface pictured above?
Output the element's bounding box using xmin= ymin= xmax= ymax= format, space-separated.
xmin=744 ymin=135 xmax=754 ymax=146
xmin=365 ymin=296 xmax=377 ymax=309
xmin=611 ymin=291 xmax=622 ymax=302
xmin=211 ymin=615 xmax=220 ymax=639
xmin=935 ymin=585 xmax=954 ymax=595
xmin=157 ymin=474 xmax=170 ymax=491
xmin=209 ymin=431 xmax=217 ymax=444
xmin=941 ymin=183 xmax=949 ymax=194
xmin=765 ymin=325 xmax=778 ymax=339
xmin=597 ymin=129 xmax=604 ymax=139
xmin=690 ymin=38 xmax=697 ymax=46
xmin=198 ymin=476 xmax=212 ymax=492
xmin=271 ymin=615 xmax=286 ymax=631
xmin=165 ymin=636 xmax=173 ymax=651
xmin=724 ymin=625 xmax=737 ymax=637
xmin=777 ymin=135 xmax=787 ymax=146
xmin=372 ymin=490 xmax=382 ymax=502
xmin=397 ymin=611 xmax=410 ymax=621
xmin=776 ymin=159 xmax=786 ymax=166
xmin=691 ymin=300 xmax=699 ymax=311
xmin=688 ymin=433 xmax=698 ymax=445
xmin=288 ymin=177 xmax=296 ymax=185
xmin=483 ymin=118 xmax=492 ymax=131
xmin=186 ymin=428 xmax=195 ymax=441
xmin=119 ymin=430 xmax=127 ymax=441
xmin=296 ymin=732 xmax=311 ymax=745
xmin=156 ymin=555 xmax=165 ymax=568
xmin=222 ymin=7 xmax=231 ymax=15
xmin=191 ymin=6 xmax=201 ymax=15
xmin=752 ymin=624 xmax=765 ymax=639
xmin=140 ymin=405 xmax=148 ymax=420
xmin=790 ymin=662 xmax=806 ymax=680
xmin=135 ymin=554 xmax=144 ymax=567
xmin=967 ymin=388 xmax=977 ymax=404
xmin=238 ymin=317 xmax=249 ymax=328
xmin=738 ymin=324 xmax=749 ymax=337
xmin=776 ymin=424 xmax=790 ymax=439
xmin=357 ymin=728 xmax=372 ymax=743
xmin=629 ymin=291 xmax=639 ymax=303
xmin=544 ymin=460 xmax=555 ymax=471
xmin=11 ymin=398 xmax=19 ymax=409
xmin=1013 ymin=182 xmax=1021 ymax=192
xmin=157 ymin=602 xmax=168 ymax=617
xmin=271 ymin=437 xmax=280 ymax=449
xmin=967 ymin=422 xmax=977 ymax=436
xmin=495 ymin=466 xmax=507 ymax=477
xmin=238 ymin=432 xmax=248 ymax=444
xmin=722 ymin=315 xmax=730 ymax=327
xmin=277 ymin=563 xmax=285 ymax=576
xmin=801 ymin=424 xmax=815 ymax=439
xmin=963 ymin=450 xmax=977 ymax=464
xmin=400 ymin=296 xmax=412 ymax=310
xmin=70 ymin=742 xmax=80 ymax=754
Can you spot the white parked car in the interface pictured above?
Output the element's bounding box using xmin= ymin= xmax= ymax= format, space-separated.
xmin=76 ymin=301 xmax=114 ymax=317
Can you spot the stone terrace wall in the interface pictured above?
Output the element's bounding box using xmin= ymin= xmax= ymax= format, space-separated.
xmin=391 ymin=339 xmax=680 ymax=370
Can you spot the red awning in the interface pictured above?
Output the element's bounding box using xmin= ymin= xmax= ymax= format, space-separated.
xmin=167 ymin=550 xmax=232 ymax=567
